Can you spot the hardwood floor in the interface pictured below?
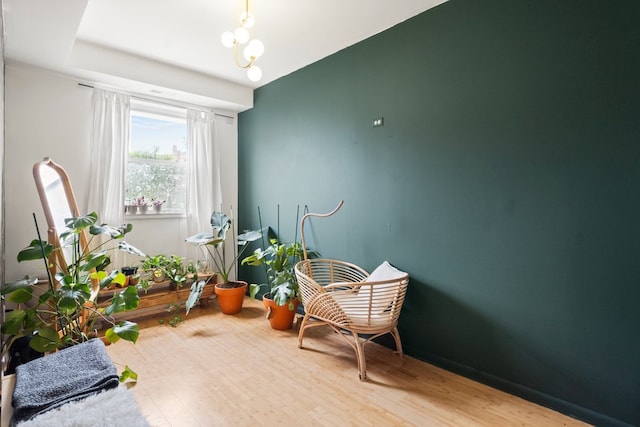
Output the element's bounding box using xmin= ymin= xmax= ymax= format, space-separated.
xmin=106 ymin=297 xmax=590 ymax=427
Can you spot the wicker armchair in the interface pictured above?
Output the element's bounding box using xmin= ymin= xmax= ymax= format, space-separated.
xmin=295 ymin=258 xmax=409 ymax=381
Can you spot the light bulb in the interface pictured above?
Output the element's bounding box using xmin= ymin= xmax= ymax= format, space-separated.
xmin=247 ymin=65 xmax=262 ymax=82
xmin=243 ymin=39 xmax=265 ymax=61
xmin=240 ymin=11 xmax=255 ymax=28
xmin=221 ymin=31 xmax=235 ymax=48
xmin=234 ymin=27 xmax=250 ymax=44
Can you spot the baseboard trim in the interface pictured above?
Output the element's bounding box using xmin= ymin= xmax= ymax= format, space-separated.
xmin=407 ymin=348 xmax=633 ymax=427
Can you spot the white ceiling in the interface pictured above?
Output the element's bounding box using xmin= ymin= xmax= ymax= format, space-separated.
xmin=3 ymin=0 xmax=447 ymax=111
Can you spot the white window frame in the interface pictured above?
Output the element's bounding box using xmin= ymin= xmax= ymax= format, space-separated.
xmin=126 ymin=99 xmax=188 ymax=219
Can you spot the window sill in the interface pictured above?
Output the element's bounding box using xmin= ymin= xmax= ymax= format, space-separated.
xmin=125 ymin=212 xmax=186 ymax=220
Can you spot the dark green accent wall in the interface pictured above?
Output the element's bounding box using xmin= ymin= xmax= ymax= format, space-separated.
xmin=238 ymin=1 xmax=640 ymax=425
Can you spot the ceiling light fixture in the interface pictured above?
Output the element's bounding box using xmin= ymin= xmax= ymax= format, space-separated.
xmin=220 ymin=0 xmax=264 ymax=82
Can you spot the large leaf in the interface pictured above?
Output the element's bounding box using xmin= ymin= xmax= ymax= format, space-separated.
xmin=1 ymin=276 xmax=38 ymax=295
xmin=111 ymin=271 xmax=128 ymax=287
xmin=90 ymin=223 xmax=133 ymax=238
xmin=105 ymin=285 xmax=139 ymax=316
xmin=56 ymin=285 xmax=91 ymax=314
xmin=64 ymin=212 xmax=98 ymax=231
xmin=1 ymin=309 xmax=26 ymax=335
xmin=185 ymin=280 xmax=206 ymax=315
xmin=82 ymin=251 xmax=110 ymax=271
xmin=210 ymin=212 xmax=231 ymax=242
xmin=92 ymin=269 xmax=126 ymax=288
xmin=108 ymin=321 xmax=139 ymax=344
xmin=30 ymin=326 xmax=60 ymax=353
xmin=6 ymin=286 xmax=34 ymax=304
xmin=237 ymin=229 xmax=263 ymax=245
xmin=118 ymin=241 xmax=146 ymax=257
xmin=186 ymin=232 xmax=221 ymax=246
xmin=17 ymin=240 xmax=53 ymax=262
xmin=241 ymin=248 xmax=262 ymax=266
xmin=249 ymin=283 xmax=265 ymax=299
xmin=272 ymin=282 xmax=297 ymax=307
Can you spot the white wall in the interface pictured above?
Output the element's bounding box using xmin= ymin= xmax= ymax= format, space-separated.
xmin=4 ymin=63 xmax=238 ymax=280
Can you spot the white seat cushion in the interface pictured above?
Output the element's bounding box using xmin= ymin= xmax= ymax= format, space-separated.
xmin=332 ymin=261 xmax=407 ymax=318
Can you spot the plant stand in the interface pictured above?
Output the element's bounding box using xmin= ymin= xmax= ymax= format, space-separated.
xmin=96 ymin=273 xmax=216 ymax=321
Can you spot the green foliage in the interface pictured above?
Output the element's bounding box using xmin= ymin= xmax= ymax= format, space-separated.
xmin=242 ymin=235 xmax=303 ymax=310
xmin=159 ymin=303 xmax=184 ymax=327
xmin=185 ymin=212 xmax=262 ymax=284
xmin=185 ymin=280 xmax=205 ymax=315
xmin=141 ymin=254 xmax=187 ymax=286
xmin=1 ymin=212 xmax=146 ymax=372
xmin=184 ymin=211 xmax=262 ymax=313
xmin=118 ymin=365 xmax=138 ymax=383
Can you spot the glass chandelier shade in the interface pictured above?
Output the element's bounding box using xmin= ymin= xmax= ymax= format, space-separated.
xmin=220 ymin=0 xmax=264 ymax=82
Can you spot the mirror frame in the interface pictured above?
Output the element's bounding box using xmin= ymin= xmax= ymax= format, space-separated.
xmin=33 ymin=157 xmax=88 ymax=275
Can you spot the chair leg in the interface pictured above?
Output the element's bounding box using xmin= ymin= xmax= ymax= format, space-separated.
xmin=353 ymin=334 xmax=368 ymax=381
xmin=297 ymin=314 xmax=311 ymax=349
xmin=390 ymin=326 xmax=403 ymax=357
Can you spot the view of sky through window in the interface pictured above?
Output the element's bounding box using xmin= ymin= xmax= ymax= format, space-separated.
xmin=130 ymin=115 xmax=186 ymax=155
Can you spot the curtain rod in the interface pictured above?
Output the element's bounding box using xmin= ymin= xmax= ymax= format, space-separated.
xmin=77 ymin=83 xmax=235 ymax=119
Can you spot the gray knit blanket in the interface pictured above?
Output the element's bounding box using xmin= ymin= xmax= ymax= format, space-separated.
xmin=11 ymin=338 xmax=120 ymax=425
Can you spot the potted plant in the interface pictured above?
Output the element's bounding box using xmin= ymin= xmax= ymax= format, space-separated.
xmin=185 ymin=211 xmax=261 ymax=315
xmin=141 ymin=254 xmax=167 ymax=282
xmin=135 ymin=196 xmax=149 ymax=214
xmin=125 ymin=195 xmax=147 ymax=215
xmin=1 ymin=212 xmax=145 ymax=381
xmin=163 ymin=255 xmax=188 ymax=290
xmin=141 ymin=254 xmax=187 ymax=289
xmin=242 ymin=228 xmax=304 ymax=330
xmin=151 ymin=198 xmax=165 ymax=213
xmin=120 ymin=265 xmax=139 ymax=286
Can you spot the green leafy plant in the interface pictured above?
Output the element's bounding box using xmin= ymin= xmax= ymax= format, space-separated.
xmin=1 ymin=212 xmax=145 ymax=380
xmin=184 ymin=211 xmax=261 ymax=313
xmin=242 ymin=229 xmax=303 ymax=310
xmin=159 ymin=303 xmax=184 ymax=327
xmin=141 ymin=254 xmax=187 ymax=286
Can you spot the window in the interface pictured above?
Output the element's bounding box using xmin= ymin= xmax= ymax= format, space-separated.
xmin=127 ymin=99 xmax=187 ymax=215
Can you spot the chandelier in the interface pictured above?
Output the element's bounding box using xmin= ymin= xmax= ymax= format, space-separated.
xmin=220 ymin=0 xmax=264 ymax=82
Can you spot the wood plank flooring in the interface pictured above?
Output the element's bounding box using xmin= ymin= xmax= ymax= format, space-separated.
xmin=106 ymin=297 xmax=590 ymax=427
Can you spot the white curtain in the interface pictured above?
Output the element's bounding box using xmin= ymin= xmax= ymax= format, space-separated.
xmin=86 ymin=88 xmax=130 ymax=226
xmin=186 ymin=109 xmax=222 ymax=261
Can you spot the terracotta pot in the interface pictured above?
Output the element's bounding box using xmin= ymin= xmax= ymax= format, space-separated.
xmin=263 ymin=295 xmax=299 ymax=330
xmin=215 ymin=281 xmax=248 ymax=315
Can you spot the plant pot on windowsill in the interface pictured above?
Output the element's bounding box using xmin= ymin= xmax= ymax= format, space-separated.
xmin=214 ymin=281 xmax=248 ymax=315
xmin=151 ymin=199 xmax=165 ymax=213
